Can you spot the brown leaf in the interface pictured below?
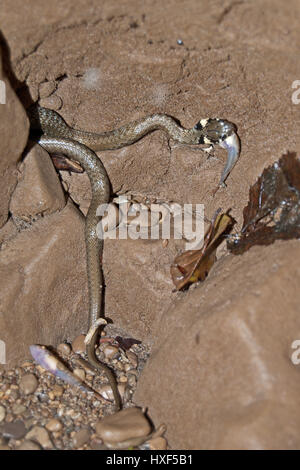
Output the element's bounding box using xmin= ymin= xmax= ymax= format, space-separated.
xmin=51 ymin=155 xmax=84 ymax=173
xmin=227 ymin=152 xmax=300 ymax=255
xmin=171 ymin=210 xmax=234 ymax=290
xmin=115 ymin=336 xmax=142 ymax=351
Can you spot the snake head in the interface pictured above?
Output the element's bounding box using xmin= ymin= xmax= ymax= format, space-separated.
xmin=194 ymin=118 xmax=237 ymax=144
xmin=194 ymin=118 xmax=240 ymax=188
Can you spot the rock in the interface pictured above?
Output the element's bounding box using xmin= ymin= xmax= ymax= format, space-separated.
xmin=103 ymin=237 xmax=175 ymax=341
xmin=72 ymin=335 xmax=86 ymax=354
xmin=26 ymin=426 xmax=53 ymax=450
xmin=73 ymin=368 xmax=86 ymax=381
xmin=45 ymin=418 xmax=62 ymax=432
xmin=0 ymin=405 xmax=6 ymax=422
xmin=9 ymin=144 xmax=66 ymax=219
xmin=11 ymin=404 xmax=27 ymax=415
xmin=57 ymin=343 xmax=72 ymax=356
xmin=19 ymin=373 xmax=38 ymax=395
xmin=103 ymin=344 xmax=119 ymax=360
xmin=99 ymin=383 xmax=126 ymax=402
xmin=0 ymin=44 xmax=28 ymax=229
xmin=0 ymin=200 xmax=89 ymax=367
xmin=51 ymin=385 xmax=64 ymax=398
xmin=72 ymin=428 xmax=90 ymax=448
xmin=17 ymin=440 xmax=42 ymax=450
xmin=135 ymin=240 xmax=300 ymax=449
xmin=95 ymin=407 xmax=152 ymax=449
xmin=39 ymin=95 xmax=62 ymax=110
xmin=126 ymin=351 xmax=138 ymax=369
xmin=1 ymin=420 xmax=26 ymax=439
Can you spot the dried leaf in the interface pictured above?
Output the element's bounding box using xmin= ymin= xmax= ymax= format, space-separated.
xmin=115 ymin=336 xmax=142 ymax=351
xmin=171 ymin=209 xmax=234 ymax=290
xmin=227 ymin=152 xmax=300 ymax=255
xmin=51 ymin=154 xmax=84 ymax=173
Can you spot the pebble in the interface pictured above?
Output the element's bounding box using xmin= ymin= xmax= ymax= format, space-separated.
xmin=95 ymin=407 xmax=152 ymax=449
xmin=99 ymin=383 xmax=126 ymax=402
xmin=73 ymin=368 xmax=86 ymax=381
xmin=127 ymin=374 xmax=137 ymax=387
xmin=17 ymin=440 xmax=42 ymax=450
xmin=45 ymin=418 xmax=62 ymax=432
xmin=126 ymin=351 xmax=138 ymax=368
xmin=52 ymin=385 xmax=64 ymax=398
xmin=72 ymin=428 xmax=90 ymax=448
xmin=57 ymin=343 xmax=72 ymax=356
xmin=2 ymin=420 xmax=27 ymax=439
xmin=103 ymin=345 xmax=119 ymax=359
xmin=12 ymin=404 xmax=27 ymax=415
xmin=19 ymin=373 xmax=39 ymax=395
xmin=39 ymin=94 xmax=62 ymax=110
xmin=0 ymin=405 xmax=6 ymax=422
xmin=26 ymin=426 xmax=53 ymax=450
xmin=72 ymin=334 xmax=86 ymax=354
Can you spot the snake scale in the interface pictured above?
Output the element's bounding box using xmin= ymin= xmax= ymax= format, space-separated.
xmin=28 ymin=105 xmax=240 ymax=410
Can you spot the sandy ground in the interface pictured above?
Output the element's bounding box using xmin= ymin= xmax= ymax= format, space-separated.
xmin=1 ymin=0 xmax=300 ymax=449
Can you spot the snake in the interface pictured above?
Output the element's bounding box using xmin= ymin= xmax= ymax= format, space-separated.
xmin=28 ymin=105 xmax=240 ymax=410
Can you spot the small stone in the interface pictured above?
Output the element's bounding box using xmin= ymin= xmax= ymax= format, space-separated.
xmin=21 ymin=362 xmax=32 ymax=367
xmin=72 ymin=334 xmax=86 ymax=354
xmin=72 ymin=428 xmax=90 ymax=448
xmin=12 ymin=404 xmax=27 ymax=415
xmin=127 ymin=374 xmax=137 ymax=387
xmin=17 ymin=440 xmax=42 ymax=450
xmin=26 ymin=426 xmax=53 ymax=449
xmin=45 ymin=418 xmax=62 ymax=432
xmin=0 ymin=405 xmax=6 ymax=422
xmin=99 ymin=383 xmax=126 ymax=402
xmin=57 ymin=343 xmax=71 ymax=356
xmin=39 ymin=94 xmax=62 ymax=110
xmin=148 ymin=436 xmax=168 ymax=450
xmin=19 ymin=373 xmax=39 ymax=395
xmin=7 ymin=389 xmax=19 ymax=400
xmin=126 ymin=351 xmax=138 ymax=368
xmin=52 ymin=385 xmax=64 ymax=397
xmin=103 ymin=345 xmax=120 ymax=360
xmin=95 ymin=407 xmax=152 ymax=449
xmin=38 ymin=81 xmax=56 ymax=99
xmin=73 ymin=368 xmax=86 ymax=381
xmin=2 ymin=420 xmax=26 ymax=439
xmin=5 ymin=413 xmax=14 ymax=423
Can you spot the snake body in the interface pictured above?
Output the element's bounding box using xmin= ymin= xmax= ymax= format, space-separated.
xmin=29 ymin=105 xmax=240 ymax=410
